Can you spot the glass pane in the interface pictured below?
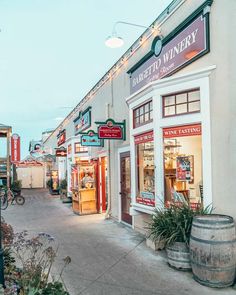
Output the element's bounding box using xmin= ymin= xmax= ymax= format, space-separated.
xmin=136 ymin=141 xmax=155 ymax=207
xmin=140 ymin=106 xmax=144 ymax=115
xmin=176 ymin=93 xmax=187 ymax=104
xmin=164 ymin=106 xmax=175 ymax=116
xmin=140 ymin=115 xmax=144 ymax=124
xmin=189 ymin=101 xmax=200 ymax=112
xmin=145 ymin=103 xmax=149 ymax=113
xmin=135 ymin=117 xmax=139 ymax=125
xmin=134 ymin=108 xmax=139 ymax=117
xmin=149 ymin=101 xmax=153 ymax=111
xmin=164 ymin=96 xmax=175 ymax=106
xmin=188 ymin=90 xmax=200 ymax=102
xmin=150 ymin=110 xmax=153 ymax=120
xmin=145 ymin=113 xmax=149 ymax=122
xmin=176 ymin=104 xmax=187 ymax=114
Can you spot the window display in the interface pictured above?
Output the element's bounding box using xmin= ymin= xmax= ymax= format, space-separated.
xmin=163 ymin=124 xmax=202 ymax=207
xmin=135 ymin=131 xmax=155 ymax=207
xmin=72 ymin=162 xmax=97 ymax=215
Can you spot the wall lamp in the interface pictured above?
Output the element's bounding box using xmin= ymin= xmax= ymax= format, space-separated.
xmin=105 ymin=21 xmax=149 ymax=48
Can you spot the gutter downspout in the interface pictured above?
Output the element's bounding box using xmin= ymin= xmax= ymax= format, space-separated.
xmin=105 ymin=102 xmax=112 ymax=219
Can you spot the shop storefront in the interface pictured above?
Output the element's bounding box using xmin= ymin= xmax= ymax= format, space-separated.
xmin=163 ymin=123 xmax=202 ymax=207
xmin=127 ymin=2 xmax=214 ymax=226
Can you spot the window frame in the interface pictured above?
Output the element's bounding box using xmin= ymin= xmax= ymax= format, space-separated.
xmin=133 ymin=100 xmax=153 ymax=128
xmin=162 ymin=88 xmax=200 ymax=118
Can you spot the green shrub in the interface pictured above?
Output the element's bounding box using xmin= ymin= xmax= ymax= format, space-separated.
xmin=147 ymin=201 xmax=212 ymax=248
xmin=38 ymin=282 xmax=69 ymax=295
xmin=59 ymin=179 xmax=67 ymax=190
xmin=11 ymin=180 xmax=22 ymax=191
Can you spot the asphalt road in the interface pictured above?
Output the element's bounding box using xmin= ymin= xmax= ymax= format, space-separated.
xmin=2 ymin=189 xmax=235 ymax=295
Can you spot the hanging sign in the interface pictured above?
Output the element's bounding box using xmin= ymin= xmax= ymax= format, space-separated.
xmin=55 ymin=147 xmax=67 ymax=157
xmin=128 ymin=14 xmax=209 ymax=94
xmin=57 ymin=129 xmax=66 ymax=146
xmin=80 ymin=130 xmax=104 ymax=147
xmin=74 ymin=107 xmax=91 ymax=135
xmin=96 ymin=119 xmax=126 ymax=140
xmin=163 ymin=124 xmax=201 ymax=138
xmin=11 ymin=133 xmax=21 ymax=163
xmin=134 ymin=131 xmax=154 ymax=144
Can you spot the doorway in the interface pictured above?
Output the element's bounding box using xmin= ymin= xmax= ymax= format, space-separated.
xmin=120 ymin=152 xmax=132 ymax=225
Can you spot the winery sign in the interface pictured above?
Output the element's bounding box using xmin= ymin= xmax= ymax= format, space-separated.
xmin=128 ymin=13 xmax=209 ymax=94
xmin=96 ymin=119 xmax=126 ymax=140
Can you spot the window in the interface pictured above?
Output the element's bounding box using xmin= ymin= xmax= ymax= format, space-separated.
xmin=74 ymin=143 xmax=88 ymax=153
xmin=163 ymin=89 xmax=200 ymax=117
xmin=133 ymin=100 xmax=153 ymax=128
xmin=135 ymin=131 xmax=155 ymax=207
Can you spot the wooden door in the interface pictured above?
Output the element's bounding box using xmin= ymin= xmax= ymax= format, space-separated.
xmin=120 ymin=152 xmax=132 ymax=225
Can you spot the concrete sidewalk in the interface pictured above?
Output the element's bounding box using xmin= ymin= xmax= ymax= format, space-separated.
xmin=2 ymin=189 xmax=235 ymax=295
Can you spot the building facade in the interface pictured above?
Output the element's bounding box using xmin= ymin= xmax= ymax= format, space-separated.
xmin=43 ymin=0 xmax=236 ymax=232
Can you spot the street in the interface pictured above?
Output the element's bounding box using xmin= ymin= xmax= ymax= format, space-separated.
xmin=2 ymin=189 xmax=235 ymax=295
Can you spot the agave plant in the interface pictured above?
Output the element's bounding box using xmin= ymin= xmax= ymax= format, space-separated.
xmin=147 ymin=200 xmax=212 ymax=248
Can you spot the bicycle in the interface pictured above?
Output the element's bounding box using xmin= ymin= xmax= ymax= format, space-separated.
xmin=0 ymin=187 xmax=25 ymax=210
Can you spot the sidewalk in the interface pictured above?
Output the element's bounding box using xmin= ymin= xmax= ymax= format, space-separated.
xmin=3 ymin=189 xmax=236 ymax=295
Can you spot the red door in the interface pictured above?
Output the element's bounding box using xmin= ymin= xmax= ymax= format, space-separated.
xmin=120 ymin=152 xmax=132 ymax=225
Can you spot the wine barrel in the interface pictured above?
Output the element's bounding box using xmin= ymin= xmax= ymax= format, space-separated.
xmin=166 ymin=242 xmax=191 ymax=270
xmin=190 ymin=214 xmax=236 ymax=288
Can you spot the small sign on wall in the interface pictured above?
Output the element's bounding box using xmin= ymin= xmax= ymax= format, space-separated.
xmin=80 ymin=130 xmax=104 ymax=147
xmin=74 ymin=107 xmax=91 ymax=135
xmin=96 ymin=119 xmax=126 ymax=140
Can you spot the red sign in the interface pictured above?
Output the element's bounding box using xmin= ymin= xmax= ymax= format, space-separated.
xmin=55 ymin=149 xmax=67 ymax=157
xmin=57 ymin=130 xmax=66 ymax=146
xmin=98 ymin=124 xmax=123 ymax=139
xmin=11 ymin=134 xmax=21 ymax=163
xmin=163 ymin=124 xmax=201 ymax=138
xmin=134 ymin=131 xmax=154 ymax=144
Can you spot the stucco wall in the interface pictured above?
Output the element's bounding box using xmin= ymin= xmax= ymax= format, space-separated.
xmin=43 ymin=0 xmax=236 ymax=226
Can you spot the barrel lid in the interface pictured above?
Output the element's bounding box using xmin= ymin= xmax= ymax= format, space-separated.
xmin=193 ymin=214 xmax=234 ymax=224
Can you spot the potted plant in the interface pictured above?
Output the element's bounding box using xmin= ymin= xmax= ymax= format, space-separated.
xmin=147 ymin=197 xmax=212 ymax=270
xmin=59 ymin=179 xmax=71 ymax=203
xmin=11 ymin=180 xmax=22 ymax=195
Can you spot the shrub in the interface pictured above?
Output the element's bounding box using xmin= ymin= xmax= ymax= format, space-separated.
xmin=147 ymin=200 xmax=213 ymax=248
xmin=11 ymin=180 xmax=22 ymax=192
xmin=59 ymin=179 xmax=67 ymax=191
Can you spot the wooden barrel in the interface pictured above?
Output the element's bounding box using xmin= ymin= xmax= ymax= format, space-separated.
xmin=190 ymin=214 xmax=236 ymax=288
xmin=166 ymin=242 xmax=191 ymax=270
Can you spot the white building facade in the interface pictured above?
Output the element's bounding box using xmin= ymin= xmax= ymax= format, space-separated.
xmin=43 ymin=0 xmax=236 ymax=232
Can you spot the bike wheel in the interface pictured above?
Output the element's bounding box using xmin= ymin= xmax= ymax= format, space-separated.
xmin=1 ymin=196 xmax=8 ymax=210
xmin=15 ymin=195 xmax=25 ymax=205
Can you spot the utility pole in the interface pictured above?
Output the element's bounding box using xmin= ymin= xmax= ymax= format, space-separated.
xmin=0 ymin=194 xmax=5 ymax=287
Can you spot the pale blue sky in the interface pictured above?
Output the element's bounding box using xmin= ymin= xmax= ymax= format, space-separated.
xmin=0 ymin=0 xmax=172 ymax=158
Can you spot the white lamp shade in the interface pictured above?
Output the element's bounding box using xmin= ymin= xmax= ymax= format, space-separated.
xmin=105 ymin=36 xmax=124 ymax=48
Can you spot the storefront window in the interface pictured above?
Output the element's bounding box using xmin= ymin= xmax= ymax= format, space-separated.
xmin=163 ymin=124 xmax=202 ymax=208
xmin=163 ymin=89 xmax=200 ymax=117
xmin=135 ymin=131 xmax=155 ymax=207
xmin=133 ymin=100 xmax=153 ymax=128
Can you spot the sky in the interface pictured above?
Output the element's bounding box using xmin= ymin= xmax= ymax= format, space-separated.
xmin=0 ymin=0 xmax=172 ymax=159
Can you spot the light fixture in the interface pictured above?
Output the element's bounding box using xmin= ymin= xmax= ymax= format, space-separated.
xmin=105 ymin=21 xmax=149 ymax=48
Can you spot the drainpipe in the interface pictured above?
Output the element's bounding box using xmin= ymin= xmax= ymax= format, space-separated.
xmin=105 ymin=103 xmax=111 ymax=219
